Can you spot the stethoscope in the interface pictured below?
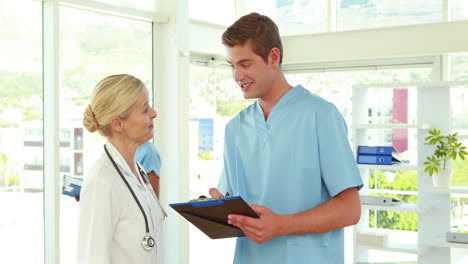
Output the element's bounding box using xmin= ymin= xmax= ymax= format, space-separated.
xmin=104 ymin=144 xmax=167 ymax=251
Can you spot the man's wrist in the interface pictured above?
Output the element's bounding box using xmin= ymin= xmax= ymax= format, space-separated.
xmin=277 ymin=214 xmax=290 ymax=236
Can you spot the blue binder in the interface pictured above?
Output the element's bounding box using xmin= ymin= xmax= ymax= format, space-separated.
xmin=358 ymin=146 xmax=393 ymax=155
xmin=357 ymin=145 xmax=403 ymax=165
xmin=62 ymin=175 xmax=83 ymax=198
xmin=357 ymin=154 xmax=394 ymax=165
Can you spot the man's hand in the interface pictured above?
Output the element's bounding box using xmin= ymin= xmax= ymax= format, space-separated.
xmin=208 ymin=188 xmax=224 ymax=199
xmin=228 ymin=204 xmax=286 ymax=244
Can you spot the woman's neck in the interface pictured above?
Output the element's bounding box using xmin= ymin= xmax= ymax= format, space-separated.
xmin=108 ymin=137 xmax=139 ymax=176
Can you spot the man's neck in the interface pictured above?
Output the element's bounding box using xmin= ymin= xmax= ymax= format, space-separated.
xmin=259 ymin=79 xmax=293 ymax=121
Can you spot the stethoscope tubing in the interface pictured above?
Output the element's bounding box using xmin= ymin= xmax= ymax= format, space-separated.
xmin=104 ymin=145 xmax=151 ymax=233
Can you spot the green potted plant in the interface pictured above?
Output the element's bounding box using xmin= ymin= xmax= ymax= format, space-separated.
xmin=424 ymin=129 xmax=467 ymax=187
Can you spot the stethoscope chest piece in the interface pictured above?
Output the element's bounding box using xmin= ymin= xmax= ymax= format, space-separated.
xmin=142 ymin=233 xmax=155 ymax=251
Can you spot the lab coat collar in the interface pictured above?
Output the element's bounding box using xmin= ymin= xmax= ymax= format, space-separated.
xmin=104 ymin=141 xmax=141 ymax=184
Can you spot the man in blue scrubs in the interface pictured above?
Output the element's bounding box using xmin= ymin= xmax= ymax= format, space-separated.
xmin=135 ymin=141 xmax=162 ymax=197
xmin=209 ymin=12 xmax=363 ymax=263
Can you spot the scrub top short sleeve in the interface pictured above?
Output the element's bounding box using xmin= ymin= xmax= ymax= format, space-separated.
xmin=135 ymin=141 xmax=161 ymax=176
xmin=316 ymin=107 xmax=363 ymax=197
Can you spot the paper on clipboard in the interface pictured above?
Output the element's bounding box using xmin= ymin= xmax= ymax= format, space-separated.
xmin=169 ymin=196 xmax=258 ymax=239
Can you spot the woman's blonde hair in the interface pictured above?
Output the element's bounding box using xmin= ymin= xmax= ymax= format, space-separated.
xmin=83 ymin=74 xmax=146 ymax=137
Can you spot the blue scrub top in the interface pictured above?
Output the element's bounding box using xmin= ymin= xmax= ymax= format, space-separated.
xmin=218 ymin=85 xmax=363 ymax=264
xmin=135 ymin=141 xmax=161 ymax=176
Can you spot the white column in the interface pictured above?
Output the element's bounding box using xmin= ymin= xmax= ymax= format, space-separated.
xmin=444 ymin=0 xmax=452 ymax=22
xmin=43 ymin=0 xmax=60 ymax=263
xmin=328 ymin=0 xmax=337 ymax=32
xmin=153 ymin=0 xmax=190 ymax=263
xmin=441 ymin=55 xmax=452 ymax=81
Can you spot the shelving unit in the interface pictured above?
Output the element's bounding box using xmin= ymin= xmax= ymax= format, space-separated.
xmin=355 ymin=123 xmax=431 ymax=130
xmin=358 ymin=163 xmax=419 ymax=171
xmin=426 ymin=186 xmax=468 ymax=195
xmin=427 ymin=239 xmax=468 ymax=249
xmin=357 ymin=242 xmax=419 ymax=254
xmin=352 ymin=81 xmax=468 ymax=264
xmin=355 ymin=228 xmax=420 ymax=254
xmin=361 ymin=203 xmax=430 ymax=214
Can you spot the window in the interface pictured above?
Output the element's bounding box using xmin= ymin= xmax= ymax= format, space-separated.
xmin=451 ymin=56 xmax=468 ymax=229
xmin=451 ymin=88 xmax=468 ymax=137
xmin=337 ymin=0 xmax=443 ymax=31
xmin=285 ymin=67 xmax=432 ymax=132
xmin=188 ymin=64 xmax=253 ymax=263
xmin=93 ymin=0 xmax=156 ymax=12
xmin=242 ymin=0 xmax=464 ymax=34
xmin=59 ymin=6 xmax=153 ymax=261
xmin=0 ymin=0 xmax=43 ymax=263
xmin=190 ymin=0 xmax=235 ymax=25
xmin=451 ymin=54 xmax=468 ymax=81
xmin=450 ymin=86 xmax=468 ymax=239
xmin=244 ymin=0 xmax=328 ymax=35
xmin=452 ymin=0 xmax=468 ymax=21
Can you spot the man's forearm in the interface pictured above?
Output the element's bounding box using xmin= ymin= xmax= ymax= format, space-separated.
xmin=280 ymin=187 xmax=361 ymax=236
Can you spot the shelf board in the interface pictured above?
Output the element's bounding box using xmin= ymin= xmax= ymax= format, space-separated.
xmin=358 ymin=242 xmax=419 ymax=254
xmin=355 ymin=229 xmax=419 ymax=254
xmin=425 ymin=186 xmax=468 ymax=195
xmin=362 ymin=203 xmax=429 ymax=213
xmin=355 ymin=123 xmax=430 ymax=129
xmin=426 ymin=239 xmax=468 ymax=249
xmin=366 ymin=189 xmax=417 ymax=196
xmin=358 ymin=163 xmax=420 ymax=171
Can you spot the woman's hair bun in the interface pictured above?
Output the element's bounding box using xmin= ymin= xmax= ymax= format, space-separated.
xmin=83 ymin=105 xmax=99 ymax=133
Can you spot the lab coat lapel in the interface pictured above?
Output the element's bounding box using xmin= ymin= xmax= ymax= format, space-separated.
xmin=105 ymin=142 xmax=144 ymax=189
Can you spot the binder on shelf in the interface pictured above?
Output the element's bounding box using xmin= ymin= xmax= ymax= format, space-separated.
xmin=357 ymin=145 xmax=405 ymax=165
xmin=169 ymin=196 xmax=259 ymax=239
xmin=358 ymin=146 xmax=393 ymax=156
xmin=62 ymin=175 xmax=83 ymax=198
xmin=360 ymin=195 xmax=401 ymax=206
xmin=357 ymin=154 xmax=394 ymax=165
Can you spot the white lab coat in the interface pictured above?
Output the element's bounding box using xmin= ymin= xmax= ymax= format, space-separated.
xmin=77 ymin=142 xmax=165 ymax=264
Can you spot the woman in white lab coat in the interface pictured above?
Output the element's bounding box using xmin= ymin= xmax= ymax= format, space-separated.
xmin=77 ymin=74 xmax=166 ymax=264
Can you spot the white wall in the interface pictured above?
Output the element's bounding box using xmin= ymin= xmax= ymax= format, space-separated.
xmin=188 ymin=20 xmax=468 ymax=64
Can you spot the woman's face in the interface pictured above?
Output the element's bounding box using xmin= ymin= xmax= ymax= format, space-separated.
xmin=121 ymin=89 xmax=157 ymax=145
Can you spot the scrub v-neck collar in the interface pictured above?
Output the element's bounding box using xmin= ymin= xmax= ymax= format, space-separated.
xmin=254 ymin=85 xmax=303 ymax=131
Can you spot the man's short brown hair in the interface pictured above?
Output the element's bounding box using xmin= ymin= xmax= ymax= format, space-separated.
xmin=222 ymin=12 xmax=283 ymax=64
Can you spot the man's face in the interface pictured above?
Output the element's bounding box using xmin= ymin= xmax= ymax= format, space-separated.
xmin=226 ymin=42 xmax=275 ymax=100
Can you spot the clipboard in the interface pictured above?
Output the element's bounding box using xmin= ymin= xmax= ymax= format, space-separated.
xmin=62 ymin=175 xmax=83 ymax=198
xmin=169 ymin=196 xmax=258 ymax=239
